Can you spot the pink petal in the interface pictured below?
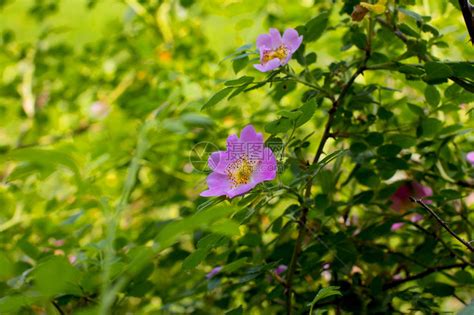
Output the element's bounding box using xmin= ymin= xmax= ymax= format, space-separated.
xmin=208 ymin=151 xmax=232 ymax=175
xmin=240 ymin=124 xmax=263 ymax=144
xmin=227 ymin=182 xmax=258 ymax=198
xmin=467 ymin=152 xmax=474 ymax=165
xmin=391 ymin=222 xmax=405 ymax=231
xmin=282 ymin=28 xmax=303 ymax=53
xmin=269 ymin=28 xmax=283 ymax=49
xmin=200 ymin=172 xmax=231 ymax=197
xmin=253 ymin=148 xmax=277 ymax=182
xmin=256 ymin=34 xmax=272 ymax=50
xmin=410 ymin=214 xmax=423 ymax=223
xmin=253 ymin=58 xmax=281 ymax=72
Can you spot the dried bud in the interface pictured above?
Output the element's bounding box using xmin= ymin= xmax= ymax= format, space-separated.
xmin=351 ymin=5 xmax=369 ymax=22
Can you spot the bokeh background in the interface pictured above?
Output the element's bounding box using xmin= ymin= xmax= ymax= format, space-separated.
xmin=0 ymin=0 xmax=473 ymax=314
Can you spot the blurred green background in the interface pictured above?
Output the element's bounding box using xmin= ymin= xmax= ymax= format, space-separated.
xmin=0 ymin=0 xmax=473 ymax=314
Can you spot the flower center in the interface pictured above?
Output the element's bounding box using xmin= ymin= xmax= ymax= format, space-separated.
xmin=226 ymin=156 xmax=256 ymax=187
xmin=262 ymin=45 xmax=289 ymax=64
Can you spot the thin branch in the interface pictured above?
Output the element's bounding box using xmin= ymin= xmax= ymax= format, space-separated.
xmin=383 ymin=262 xmax=468 ymax=290
xmin=284 ymin=19 xmax=372 ymax=314
xmin=410 ymin=197 xmax=474 ymax=253
xmin=410 ymin=222 xmax=472 ymax=266
xmin=52 ymin=301 xmax=65 ymax=315
xmin=458 ymin=0 xmax=474 ymax=43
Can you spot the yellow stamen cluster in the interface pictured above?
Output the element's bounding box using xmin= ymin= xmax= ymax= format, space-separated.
xmin=262 ymin=45 xmax=289 ymax=64
xmin=226 ymin=155 xmax=256 ymax=187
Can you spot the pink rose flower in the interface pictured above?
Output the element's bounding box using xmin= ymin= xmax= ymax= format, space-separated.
xmin=254 ymin=28 xmax=303 ymax=72
xmin=200 ymin=125 xmax=277 ymax=199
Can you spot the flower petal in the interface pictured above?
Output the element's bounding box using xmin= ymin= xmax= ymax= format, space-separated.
xmin=200 ymin=172 xmax=231 ymax=197
xmin=391 ymin=222 xmax=405 ymax=231
xmin=256 ymin=34 xmax=272 ymax=50
xmin=467 ymin=151 xmax=474 ymax=165
xmin=226 ymin=182 xmax=258 ymax=198
xmin=208 ymin=151 xmax=232 ymax=174
xmin=282 ymin=28 xmax=303 ymax=53
xmin=253 ymin=148 xmax=277 ymax=182
xmin=269 ymin=28 xmax=283 ymax=49
xmin=254 ymin=58 xmax=281 ymax=72
xmin=240 ymin=124 xmax=263 ymax=144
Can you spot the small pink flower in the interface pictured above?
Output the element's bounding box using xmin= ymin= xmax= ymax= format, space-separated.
xmin=206 ymin=266 xmax=222 ymax=279
xmin=466 ymin=152 xmax=474 ymax=165
xmin=274 ymin=264 xmax=288 ymax=276
xmin=89 ymin=101 xmax=110 ymax=119
xmin=410 ymin=214 xmax=423 ymax=223
xmin=254 ymin=28 xmax=303 ymax=72
xmin=391 ymin=222 xmax=405 ymax=231
xmin=390 ymin=181 xmax=432 ymax=213
xmin=200 ymin=125 xmax=277 ymax=199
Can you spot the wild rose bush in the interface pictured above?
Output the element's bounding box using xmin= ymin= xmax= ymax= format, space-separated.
xmin=0 ymin=1 xmax=473 ymax=314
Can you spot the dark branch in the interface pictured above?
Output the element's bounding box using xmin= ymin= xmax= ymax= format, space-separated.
xmin=458 ymin=0 xmax=474 ymax=43
xmin=383 ymin=262 xmax=468 ymax=290
xmin=410 ymin=197 xmax=474 ymax=253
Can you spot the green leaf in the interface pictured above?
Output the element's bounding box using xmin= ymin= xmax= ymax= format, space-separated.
xmin=424 ymin=85 xmax=440 ymax=107
xmin=202 ymin=87 xmax=234 ymax=110
xmin=295 ymin=100 xmax=317 ymax=127
xmin=221 ymin=257 xmax=248 ymax=273
xmin=389 ymin=134 xmax=417 ymax=148
xmin=355 ymin=168 xmax=379 ymax=187
xmin=155 ymin=204 xmax=237 ymax=250
xmin=425 ymin=282 xmax=455 ymax=297
xmin=232 ymin=55 xmax=249 ymax=74
xmin=303 ymin=12 xmax=329 ymax=42
xmin=407 ymin=103 xmax=425 ymax=116
xmin=308 ymin=286 xmax=342 ymax=314
xmin=7 ymin=148 xmax=82 ymax=185
xmin=33 ymin=256 xmax=82 ymax=296
xmin=398 ymin=64 xmax=425 ymax=76
xmin=209 ymin=218 xmax=241 ymax=236
xmin=0 ymin=295 xmax=36 ymax=313
xmin=424 ymin=62 xmax=453 ymax=83
xmin=365 ymin=132 xmax=384 ymax=146
xmin=265 ymin=118 xmax=292 ymax=134
xmin=399 ymin=23 xmax=419 ymax=37
xmin=310 ymin=149 xmax=348 ymax=176
xmin=278 ymin=109 xmax=303 ymax=120
xmin=182 ymin=248 xmax=208 ymax=271
xmin=377 ymin=144 xmax=402 ymax=158
xmin=421 ymin=118 xmax=442 ymax=137
xmin=225 ymin=76 xmax=254 ymax=86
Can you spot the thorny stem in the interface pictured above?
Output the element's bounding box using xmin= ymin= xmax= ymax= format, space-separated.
xmin=410 ymin=197 xmax=474 ymax=253
xmin=285 ymin=18 xmax=373 ymax=314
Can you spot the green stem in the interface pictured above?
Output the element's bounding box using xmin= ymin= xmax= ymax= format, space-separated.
xmin=284 ymin=16 xmax=374 ymax=315
xmin=98 ymin=120 xmax=154 ymax=315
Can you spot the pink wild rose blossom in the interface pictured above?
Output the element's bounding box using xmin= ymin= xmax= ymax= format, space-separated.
xmin=254 ymin=28 xmax=303 ymax=72
xmin=200 ymin=125 xmax=277 ymax=198
xmin=390 ymin=181 xmax=431 ymax=231
xmin=390 ymin=181 xmax=432 ymax=213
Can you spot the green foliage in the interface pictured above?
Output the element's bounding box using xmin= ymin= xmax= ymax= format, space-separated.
xmin=0 ymin=0 xmax=473 ymax=314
